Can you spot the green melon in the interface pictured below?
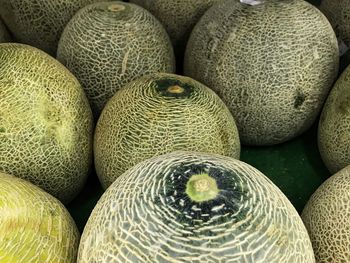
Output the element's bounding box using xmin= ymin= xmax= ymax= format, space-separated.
xmin=319 ymin=0 xmax=350 ymax=48
xmin=78 ymin=151 xmax=315 ymax=262
xmin=0 ymin=171 xmax=79 ymax=262
xmin=184 ymin=0 xmax=339 ymax=146
xmin=0 ymin=0 xmax=105 ymax=55
xmin=57 ymin=1 xmax=175 ymax=117
xmin=318 ymin=65 xmax=350 ymax=173
xmin=0 ymin=43 xmax=93 ymax=204
xmin=0 ymin=18 xmax=11 ymax=43
xmin=94 ymin=73 xmax=241 ymax=189
xmin=302 ymin=165 xmax=350 ymax=262
xmin=129 ymin=0 xmax=221 ymax=58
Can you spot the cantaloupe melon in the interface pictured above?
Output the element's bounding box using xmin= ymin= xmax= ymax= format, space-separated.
xmin=94 ymin=73 xmax=241 ymax=189
xmin=57 ymin=1 xmax=175 ymax=117
xmin=318 ymin=64 xmax=350 ymax=173
xmin=0 ymin=43 xmax=93 ymax=204
xmin=184 ymin=0 xmax=339 ymax=146
xmin=0 ymin=18 xmax=11 ymax=43
xmin=319 ymin=0 xmax=350 ymax=48
xmin=0 ymin=171 xmax=79 ymax=262
xmin=0 ymin=0 xmax=105 ymax=55
xmin=302 ymin=165 xmax=350 ymax=262
xmin=129 ymin=0 xmax=221 ymax=58
xmin=78 ymin=151 xmax=315 ymax=262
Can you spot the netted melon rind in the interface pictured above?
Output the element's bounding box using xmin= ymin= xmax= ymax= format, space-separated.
xmin=302 ymin=165 xmax=350 ymax=262
xmin=0 ymin=43 xmax=94 ymax=204
xmin=57 ymin=1 xmax=175 ymax=117
xmin=79 ymin=151 xmax=315 ymax=262
xmin=318 ymin=64 xmax=350 ymax=173
xmin=0 ymin=0 xmax=106 ymax=55
xmin=0 ymin=171 xmax=79 ymax=262
xmin=94 ymin=73 xmax=240 ymax=189
xmin=184 ymin=0 xmax=339 ymax=146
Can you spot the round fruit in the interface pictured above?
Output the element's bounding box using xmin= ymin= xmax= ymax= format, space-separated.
xmin=302 ymin=165 xmax=350 ymax=262
xmin=318 ymin=65 xmax=350 ymax=173
xmin=0 ymin=43 xmax=93 ymax=204
xmin=184 ymin=0 xmax=339 ymax=146
xmin=0 ymin=18 xmax=11 ymax=43
xmin=129 ymin=0 xmax=221 ymax=58
xmin=78 ymin=151 xmax=315 ymax=262
xmin=94 ymin=73 xmax=241 ymax=189
xmin=0 ymin=0 xmax=105 ymax=55
xmin=0 ymin=171 xmax=79 ymax=262
xmin=57 ymin=1 xmax=175 ymax=117
xmin=319 ymin=0 xmax=350 ymax=47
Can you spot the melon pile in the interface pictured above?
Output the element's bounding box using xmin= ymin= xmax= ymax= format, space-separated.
xmin=1 ymin=0 xmax=350 ymax=262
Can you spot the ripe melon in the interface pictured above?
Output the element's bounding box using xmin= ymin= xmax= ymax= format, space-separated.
xmin=302 ymin=165 xmax=350 ymax=262
xmin=0 ymin=171 xmax=79 ymax=262
xmin=184 ymin=0 xmax=339 ymax=146
xmin=57 ymin=2 xmax=175 ymax=117
xmin=94 ymin=73 xmax=241 ymax=189
xmin=0 ymin=18 xmax=11 ymax=43
xmin=318 ymin=65 xmax=350 ymax=173
xmin=319 ymin=0 xmax=350 ymax=48
xmin=129 ymin=0 xmax=221 ymax=58
xmin=0 ymin=43 xmax=93 ymax=204
xmin=78 ymin=151 xmax=315 ymax=262
xmin=0 ymin=0 xmax=105 ymax=55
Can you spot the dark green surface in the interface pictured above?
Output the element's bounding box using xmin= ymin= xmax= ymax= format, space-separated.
xmin=67 ymin=171 xmax=103 ymax=233
xmin=241 ymin=122 xmax=330 ymax=214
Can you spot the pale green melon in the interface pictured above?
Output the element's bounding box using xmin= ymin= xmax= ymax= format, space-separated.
xmin=184 ymin=0 xmax=339 ymax=146
xmin=0 ymin=43 xmax=93 ymax=204
xmin=129 ymin=0 xmax=222 ymax=57
xmin=318 ymin=65 xmax=350 ymax=173
xmin=0 ymin=0 xmax=106 ymax=55
xmin=57 ymin=1 xmax=175 ymax=117
xmin=0 ymin=18 xmax=11 ymax=43
xmin=94 ymin=73 xmax=240 ymax=189
xmin=78 ymin=151 xmax=315 ymax=262
xmin=0 ymin=171 xmax=79 ymax=262
xmin=319 ymin=0 xmax=350 ymax=47
xmin=302 ymin=165 xmax=350 ymax=262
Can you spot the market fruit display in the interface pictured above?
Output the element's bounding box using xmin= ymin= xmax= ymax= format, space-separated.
xmin=0 ymin=0 xmax=105 ymax=55
xmin=0 ymin=18 xmax=11 ymax=43
xmin=57 ymin=1 xmax=175 ymax=117
xmin=1 ymin=0 xmax=347 ymax=260
xmin=184 ymin=0 xmax=339 ymax=146
xmin=0 ymin=43 xmax=94 ymax=204
xmin=319 ymin=0 xmax=350 ymax=48
xmin=78 ymin=151 xmax=315 ymax=262
xmin=318 ymin=64 xmax=350 ymax=173
xmin=129 ymin=0 xmax=221 ymax=58
xmin=302 ymin=165 xmax=350 ymax=262
xmin=94 ymin=73 xmax=241 ymax=189
xmin=0 ymin=171 xmax=79 ymax=262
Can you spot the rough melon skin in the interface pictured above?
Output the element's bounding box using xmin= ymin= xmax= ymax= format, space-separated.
xmin=94 ymin=73 xmax=241 ymax=189
xmin=302 ymin=165 xmax=350 ymax=262
xmin=57 ymin=1 xmax=175 ymax=117
xmin=0 ymin=18 xmax=11 ymax=43
xmin=0 ymin=171 xmax=79 ymax=262
xmin=184 ymin=0 xmax=339 ymax=146
xmin=0 ymin=43 xmax=94 ymax=204
xmin=0 ymin=0 xmax=105 ymax=55
xmin=319 ymin=0 xmax=350 ymax=47
xmin=129 ymin=0 xmax=221 ymax=58
xmin=78 ymin=151 xmax=315 ymax=263
xmin=318 ymin=65 xmax=350 ymax=173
